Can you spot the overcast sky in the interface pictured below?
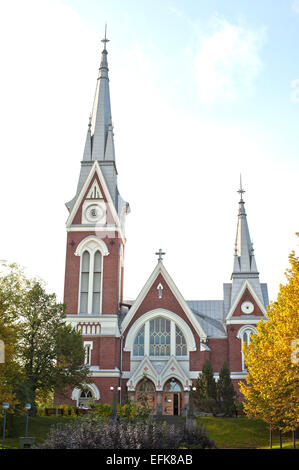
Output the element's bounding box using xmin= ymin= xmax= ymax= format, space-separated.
xmin=0 ymin=0 xmax=298 ymax=304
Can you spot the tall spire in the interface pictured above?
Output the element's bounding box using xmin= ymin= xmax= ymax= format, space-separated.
xmin=233 ymin=177 xmax=258 ymax=275
xmin=90 ymin=25 xmax=114 ymax=162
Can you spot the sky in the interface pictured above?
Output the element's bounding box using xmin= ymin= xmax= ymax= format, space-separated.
xmin=0 ymin=0 xmax=298 ymax=304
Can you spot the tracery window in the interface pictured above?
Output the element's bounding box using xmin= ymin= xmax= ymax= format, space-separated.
xmin=132 ymin=317 xmax=188 ymax=358
xmin=150 ymin=318 xmax=171 ymax=356
xmin=175 ymin=325 xmax=187 ymax=356
xmin=133 ymin=326 xmax=145 ymax=356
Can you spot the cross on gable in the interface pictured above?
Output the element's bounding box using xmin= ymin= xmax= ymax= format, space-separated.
xmin=155 ymin=248 xmax=165 ymax=262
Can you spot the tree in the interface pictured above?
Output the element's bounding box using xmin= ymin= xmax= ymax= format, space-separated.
xmin=0 ymin=262 xmax=91 ymax=413
xmin=195 ymin=359 xmax=218 ymax=415
xmin=0 ymin=299 xmax=20 ymax=411
xmin=240 ymin=235 xmax=299 ymax=432
xmin=217 ymin=362 xmax=236 ymax=416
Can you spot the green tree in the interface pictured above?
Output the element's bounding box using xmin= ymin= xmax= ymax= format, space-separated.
xmin=19 ymin=282 xmax=91 ymax=412
xmin=195 ymin=359 xmax=218 ymax=415
xmin=0 ymin=262 xmax=91 ymax=413
xmin=217 ymin=362 xmax=236 ymax=416
xmin=0 ymin=299 xmax=20 ymax=411
xmin=240 ymin=235 xmax=299 ymax=432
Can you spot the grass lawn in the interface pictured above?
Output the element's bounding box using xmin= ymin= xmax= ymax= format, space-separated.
xmin=197 ymin=416 xmax=296 ymax=449
xmin=1 ymin=415 xmax=75 ymax=449
xmin=0 ymin=415 xmax=296 ymax=449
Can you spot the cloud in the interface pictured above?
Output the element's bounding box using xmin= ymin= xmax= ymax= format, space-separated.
xmin=194 ymin=15 xmax=266 ymax=102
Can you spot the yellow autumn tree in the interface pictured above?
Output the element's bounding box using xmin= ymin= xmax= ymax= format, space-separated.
xmin=240 ymin=234 xmax=299 ymax=432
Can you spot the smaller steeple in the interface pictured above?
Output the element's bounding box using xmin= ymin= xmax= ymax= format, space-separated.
xmin=233 ymin=176 xmax=258 ymax=275
xmin=230 ymin=177 xmax=263 ymax=305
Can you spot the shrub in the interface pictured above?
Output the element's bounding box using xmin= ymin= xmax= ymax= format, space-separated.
xmin=37 ymin=417 xmax=215 ymax=449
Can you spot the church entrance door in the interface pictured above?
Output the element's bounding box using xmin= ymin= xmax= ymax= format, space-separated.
xmin=163 ymin=379 xmax=182 ymax=416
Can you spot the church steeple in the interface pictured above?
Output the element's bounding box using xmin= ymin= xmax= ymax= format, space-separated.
xmin=67 ymin=28 xmax=125 ymax=212
xmin=232 ymin=177 xmax=258 ymax=275
xmin=230 ymin=177 xmax=264 ymax=306
xmin=89 ymin=26 xmax=115 ymax=162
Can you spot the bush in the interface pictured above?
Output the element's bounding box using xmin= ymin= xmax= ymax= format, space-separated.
xmin=37 ymin=417 xmax=215 ymax=449
xmin=37 ymin=403 xmax=76 ymax=417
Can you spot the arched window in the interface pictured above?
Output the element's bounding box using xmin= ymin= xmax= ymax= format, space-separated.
xmin=133 ymin=326 xmax=145 ymax=356
xmin=175 ymin=325 xmax=187 ymax=356
xmin=80 ymin=251 xmax=90 ymax=313
xmin=92 ymin=250 xmax=102 ymax=312
xmin=76 ymin=237 xmax=108 ymax=314
xmin=150 ymin=317 xmax=171 ymax=356
xmin=238 ymin=326 xmax=256 ymax=371
xmin=132 ymin=317 xmax=188 ymax=358
xmin=165 ymin=379 xmax=181 ymax=392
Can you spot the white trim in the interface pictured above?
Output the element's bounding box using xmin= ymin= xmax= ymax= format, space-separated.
xmin=76 ymin=236 xmax=109 ymax=315
xmin=124 ymin=309 xmax=196 ymax=354
xmin=74 ymin=236 xmax=109 ymax=257
xmin=236 ymin=325 xmax=258 ymax=339
xmin=237 ymin=325 xmax=257 ymax=371
xmin=120 ymin=262 xmax=207 ymax=340
xmin=226 ymin=318 xmax=266 ymax=325
xmin=71 ymin=383 xmax=100 ymax=404
xmin=126 ymin=355 xmax=191 ymax=391
xmin=226 ymin=280 xmax=267 ymax=321
xmin=121 ymin=370 xmax=248 ymax=381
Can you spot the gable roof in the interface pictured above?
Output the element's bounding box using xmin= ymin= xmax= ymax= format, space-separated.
xmin=226 ymin=279 xmax=267 ymax=321
xmin=120 ymin=261 xmax=207 ymax=340
xmin=66 ymin=161 xmax=122 ymax=231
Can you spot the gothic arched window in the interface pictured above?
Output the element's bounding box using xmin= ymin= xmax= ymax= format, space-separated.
xmin=133 ymin=326 xmax=145 ymax=356
xmin=238 ymin=326 xmax=257 ymax=371
xmin=80 ymin=251 xmax=90 ymax=313
xmin=76 ymin=237 xmax=109 ymax=315
xmin=92 ymin=250 xmax=102 ymax=313
xmin=150 ymin=317 xmax=171 ymax=356
xmin=132 ymin=317 xmax=188 ymax=358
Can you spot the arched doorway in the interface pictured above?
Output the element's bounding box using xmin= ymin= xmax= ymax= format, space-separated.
xmin=163 ymin=379 xmax=182 ymax=416
xmin=135 ymin=378 xmax=156 ymax=413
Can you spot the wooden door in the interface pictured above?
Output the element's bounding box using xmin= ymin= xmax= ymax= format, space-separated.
xmin=164 ymin=393 xmax=174 ymax=415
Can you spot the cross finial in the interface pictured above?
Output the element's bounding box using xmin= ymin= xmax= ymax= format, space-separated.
xmin=101 ymin=23 xmax=109 ymax=51
xmin=237 ymin=174 xmax=245 ymax=201
xmin=155 ymin=248 xmax=165 ymax=262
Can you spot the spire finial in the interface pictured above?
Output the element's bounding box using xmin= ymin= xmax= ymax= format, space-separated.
xmin=237 ymin=174 xmax=245 ymax=201
xmin=101 ymin=23 xmax=109 ymax=51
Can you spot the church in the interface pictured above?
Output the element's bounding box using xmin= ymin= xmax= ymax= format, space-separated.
xmin=62 ymin=34 xmax=269 ymax=416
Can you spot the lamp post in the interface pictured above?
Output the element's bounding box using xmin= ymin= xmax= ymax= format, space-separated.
xmin=25 ymin=404 xmax=31 ymax=438
xmin=2 ymin=402 xmax=9 ymax=449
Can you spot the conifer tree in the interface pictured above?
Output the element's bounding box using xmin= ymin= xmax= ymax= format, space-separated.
xmin=195 ymin=359 xmax=218 ymax=415
xmin=217 ymin=362 xmax=236 ymax=416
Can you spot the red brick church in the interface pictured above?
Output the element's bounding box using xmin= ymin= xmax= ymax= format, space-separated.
xmin=61 ymin=34 xmax=269 ymax=415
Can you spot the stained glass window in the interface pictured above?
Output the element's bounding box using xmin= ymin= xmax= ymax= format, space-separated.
xmin=133 ymin=326 xmax=145 ymax=356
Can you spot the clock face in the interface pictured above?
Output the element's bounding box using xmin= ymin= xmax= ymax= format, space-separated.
xmin=241 ymin=301 xmax=254 ymax=314
xmin=85 ymin=204 xmax=105 ymax=223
